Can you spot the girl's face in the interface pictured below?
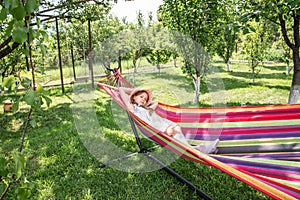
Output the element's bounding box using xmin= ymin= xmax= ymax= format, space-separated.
xmin=133 ymin=91 xmax=148 ymax=107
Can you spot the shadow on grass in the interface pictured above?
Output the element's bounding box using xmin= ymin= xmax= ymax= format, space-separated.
xmin=95 ymin=96 xmax=156 ymax=149
xmin=264 ymin=65 xmax=286 ymax=71
xmin=228 ymin=68 xmax=290 ymax=80
xmin=265 ymin=85 xmax=291 ymax=91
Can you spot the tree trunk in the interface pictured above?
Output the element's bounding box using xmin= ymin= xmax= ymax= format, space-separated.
xmin=133 ymin=57 xmax=137 ymax=73
xmin=193 ymin=76 xmax=201 ymax=104
xmin=251 ymin=66 xmax=255 ymax=84
xmin=288 ymin=50 xmax=300 ymax=104
xmin=288 ymin=85 xmax=300 ymax=103
xmin=156 ymin=63 xmax=160 ymax=75
xmin=133 ymin=50 xmax=140 ymax=73
xmin=226 ymin=61 xmax=231 ymax=72
xmin=286 ymin=60 xmax=290 ymax=75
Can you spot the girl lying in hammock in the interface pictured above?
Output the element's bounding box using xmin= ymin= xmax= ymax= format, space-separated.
xmin=119 ymin=87 xmax=219 ymax=154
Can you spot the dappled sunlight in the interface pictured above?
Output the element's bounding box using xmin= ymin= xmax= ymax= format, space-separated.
xmin=36 ymin=179 xmax=55 ymax=200
xmin=38 ymin=154 xmax=59 ymax=168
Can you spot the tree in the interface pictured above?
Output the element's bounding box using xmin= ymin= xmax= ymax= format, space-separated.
xmin=214 ymin=0 xmax=239 ymax=72
xmin=241 ymin=20 xmax=271 ymax=84
xmin=243 ymin=1 xmax=300 ymax=103
xmin=146 ymin=49 xmax=172 ymax=74
xmin=158 ymin=0 xmax=225 ymax=104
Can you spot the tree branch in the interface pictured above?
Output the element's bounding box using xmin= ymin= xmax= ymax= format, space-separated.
xmin=278 ymin=13 xmax=294 ymax=50
xmin=1 ymin=0 xmax=108 ymax=60
xmin=293 ymin=10 xmax=300 ymax=49
xmin=0 ymin=37 xmax=12 ymax=50
xmin=0 ymin=42 xmax=20 ymax=59
xmin=39 ymin=0 xmax=106 ymax=15
xmin=0 ymin=182 xmax=12 ymax=200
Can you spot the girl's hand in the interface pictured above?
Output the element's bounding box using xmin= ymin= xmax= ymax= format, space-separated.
xmin=148 ymin=101 xmax=158 ymax=110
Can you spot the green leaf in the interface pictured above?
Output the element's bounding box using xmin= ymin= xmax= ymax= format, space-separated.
xmin=11 ymin=6 xmax=26 ymax=20
xmin=21 ymin=77 xmax=31 ymax=89
xmin=12 ymin=100 xmax=19 ymax=112
xmin=28 ymin=28 xmax=37 ymax=43
xmin=4 ymin=0 xmax=19 ymax=9
xmin=15 ymin=180 xmax=32 ymax=200
xmin=40 ymin=29 xmax=48 ymax=39
xmin=36 ymin=84 xmax=44 ymax=94
xmin=3 ymin=76 xmax=15 ymax=90
xmin=0 ymin=7 xmax=7 ymax=20
xmin=24 ymin=89 xmax=36 ymax=106
xmin=25 ymin=0 xmax=39 ymax=13
xmin=29 ymin=119 xmax=37 ymax=128
xmin=21 ymin=48 xmax=30 ymax=57
xmin=14 ymin=152 xmax=26 ymax=179
xmin=42 ymin=95 xmax=52 ymax=107
xmin=33 ymin=96 xmax=42 ymax=108
xmin=39 ymin=44 xmax=47 ymax=56
xmin=0 ymin=156 xmax=8 ymax=177
xmin=12 ymin=27 xmax=28 ymax=44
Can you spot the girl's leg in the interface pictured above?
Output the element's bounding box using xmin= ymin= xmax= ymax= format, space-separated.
xmin=166 ymin=126 xmax=190 ymax=146
xmin=166 ymin=126 xmax=219 ymax=154
xmin=173 ymin=132 xmax=190 ymax=146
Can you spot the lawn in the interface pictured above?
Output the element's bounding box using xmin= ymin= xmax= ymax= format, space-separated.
xmin=0 ymin=61 xmax=293 ymax=199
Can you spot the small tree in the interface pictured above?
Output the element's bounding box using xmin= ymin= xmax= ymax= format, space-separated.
xmin=146 ymin=49 xmax=171 ymax=74
xmin=214 ymin=0 xmax=239 ymax=72
xmin=241 ymin=20 xmax=269 ymax=84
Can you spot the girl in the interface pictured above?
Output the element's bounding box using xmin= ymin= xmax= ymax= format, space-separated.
xmin=119 ymin=87 xmax=219 ymax=154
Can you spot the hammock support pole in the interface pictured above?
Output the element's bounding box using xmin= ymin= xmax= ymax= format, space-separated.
xmin=99 ymin=113 xmax=212 ymax=200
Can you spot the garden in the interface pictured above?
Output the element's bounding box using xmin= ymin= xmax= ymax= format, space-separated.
xmin=1 ymin=0 xmax=300 ymax=199
xmin=0 ymin=61 xmax=292 ymax=199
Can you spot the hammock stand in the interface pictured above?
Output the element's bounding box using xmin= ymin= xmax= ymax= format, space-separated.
xmin=97 ymin=67 xmax=300 ymax=200
xmin=98 ymin=67 xmax=212 ymax=200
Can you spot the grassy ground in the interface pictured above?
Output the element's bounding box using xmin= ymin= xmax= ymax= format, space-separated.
xmin=0 ymin=61 xmax=294 ymax=199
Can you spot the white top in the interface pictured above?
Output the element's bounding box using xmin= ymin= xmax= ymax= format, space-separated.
xmin=133 ymin=104 xmax=176 ymax=132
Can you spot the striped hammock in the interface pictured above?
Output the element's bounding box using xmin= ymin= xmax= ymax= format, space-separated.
xmin=97 ymin=72 xmax=300 ymax=200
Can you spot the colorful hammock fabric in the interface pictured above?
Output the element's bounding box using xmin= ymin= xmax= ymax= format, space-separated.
xmin=97 ymin=71 xmax=300 ymax=200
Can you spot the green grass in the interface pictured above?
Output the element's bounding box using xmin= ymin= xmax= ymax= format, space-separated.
xmin=0 ymin=61 xmax=294 ymax=199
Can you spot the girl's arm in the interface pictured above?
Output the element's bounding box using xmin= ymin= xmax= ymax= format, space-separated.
xmin=148 ymin=101 xmax=158 ymax=115
xmin=119 ymin=87 xmax=135 ymax=111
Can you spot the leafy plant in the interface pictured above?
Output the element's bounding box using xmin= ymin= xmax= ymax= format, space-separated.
xmin=0 ymin=152 xmax=32 ymax=200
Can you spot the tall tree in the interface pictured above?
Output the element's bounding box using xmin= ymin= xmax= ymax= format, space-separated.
xmin=158 ymin=0 xmax=225 ymax=104
xmin=243 ymin=1 xmax=300 ymax=103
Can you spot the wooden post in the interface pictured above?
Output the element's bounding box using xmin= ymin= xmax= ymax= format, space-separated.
xmin=118 ymin=49 xmax=122 ymax=74
xmin=55 ymin=17 xmax=65 ymax=93
xmin=71 ymin=44 xmax=76 ymax=81
xmin=88 ymin=19 xmax=94 ymax=88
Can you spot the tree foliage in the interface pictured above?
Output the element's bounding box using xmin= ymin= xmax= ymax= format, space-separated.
xmin=242 ymin=0 xmax=300 ymax=103
xmin=214 ymin=0 xmax=240 ymax=72
xmin=241 ymin=20 xmax=270 ymax=84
